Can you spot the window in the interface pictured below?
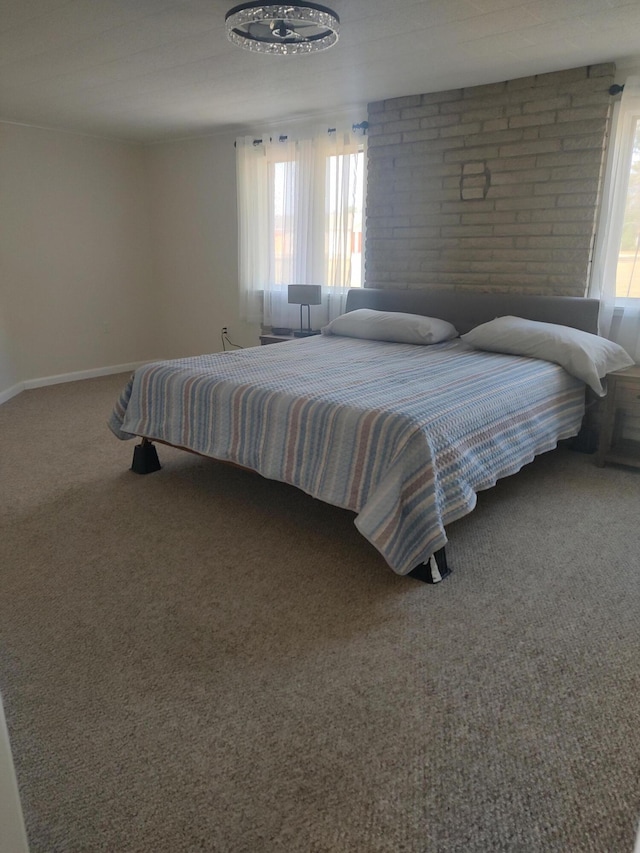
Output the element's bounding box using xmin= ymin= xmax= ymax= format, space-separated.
xmin=614 ymin=115 xmax=640 ymax=299
xmin=236 ymin=128 xmax=366 ymax=329
xmin=591 ymin=76 xmax=640 ymax=361
xmin=325 ymin=151 xmax=365 ymax=289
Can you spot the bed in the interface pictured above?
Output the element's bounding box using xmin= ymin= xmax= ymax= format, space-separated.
xmin=109 ymin=288 xmax=602 ymax=583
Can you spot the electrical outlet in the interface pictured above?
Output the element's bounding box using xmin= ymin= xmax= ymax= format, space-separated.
xmin=221 ymin=326 xmax=228 ymax=335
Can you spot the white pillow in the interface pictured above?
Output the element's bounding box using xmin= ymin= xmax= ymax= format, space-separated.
xmin=461 ymin=315 xmax=634 ymax=395
xmin=321 ymin=308 xmax=458 ymax=345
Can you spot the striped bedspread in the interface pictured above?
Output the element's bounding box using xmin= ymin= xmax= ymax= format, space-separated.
xmin=109 ymin=336 xmax=585 ymax=575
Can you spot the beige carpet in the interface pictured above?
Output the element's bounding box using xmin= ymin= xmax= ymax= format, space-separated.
xmin=0 ymin=374 xmax=639 ymax=853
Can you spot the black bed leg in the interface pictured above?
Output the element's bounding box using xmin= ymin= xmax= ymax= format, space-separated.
xmin=408 ymin=547 xmax=451 ymax=584
xmin=131 ymin=439 xmax=162 ymax=475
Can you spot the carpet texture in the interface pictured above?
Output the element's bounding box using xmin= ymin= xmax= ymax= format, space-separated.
xmin=0 ymin=374 xmax=639 ymax=853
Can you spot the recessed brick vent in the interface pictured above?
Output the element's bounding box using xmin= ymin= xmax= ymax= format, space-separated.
xmin=460 ymin=161 xmax=491 ymax=201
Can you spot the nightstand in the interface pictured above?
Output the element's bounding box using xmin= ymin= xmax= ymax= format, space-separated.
xmin=259 ymin=333 xmax=295 ymax=345
xmin=596 ymin=364 xmax=640 ymax=468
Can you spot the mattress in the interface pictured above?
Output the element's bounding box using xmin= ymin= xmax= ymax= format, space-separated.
xmin=109 ymin=335 xmax=586 ymax=574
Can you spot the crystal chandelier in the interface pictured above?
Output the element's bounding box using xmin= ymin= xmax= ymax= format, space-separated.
xmin=225 ymin=3 xmax=340 ymax=55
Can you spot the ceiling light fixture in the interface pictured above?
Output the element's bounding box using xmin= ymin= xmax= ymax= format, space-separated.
xmin=225 ymin=3 xmax=340 ymax=55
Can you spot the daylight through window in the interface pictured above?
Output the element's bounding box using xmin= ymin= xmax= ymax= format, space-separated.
xmin=236 ymin=128 xmax=366 ymax=329
xmin=615 ymin=115 xmax=640 ymax=298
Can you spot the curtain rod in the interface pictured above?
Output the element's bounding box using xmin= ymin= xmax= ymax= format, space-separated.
xmin=234 ymin=121 xmax=369 ymax=147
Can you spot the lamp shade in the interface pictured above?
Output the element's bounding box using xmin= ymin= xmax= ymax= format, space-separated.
xmin=288 ymin=284 xmax=322 ymax=305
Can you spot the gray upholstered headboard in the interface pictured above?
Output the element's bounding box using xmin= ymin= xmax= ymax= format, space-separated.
xmin=344 ymin=288 xmax=600 ymax=335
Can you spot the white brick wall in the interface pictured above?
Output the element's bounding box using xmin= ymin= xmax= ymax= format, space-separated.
xmin=366 ymin=64 xmax=615 ymax=295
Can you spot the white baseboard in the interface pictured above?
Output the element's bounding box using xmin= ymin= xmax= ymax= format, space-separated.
xmin=23 ymin=361 xmax=150 ymax=390
xmin=0 ymin=360 xmax=158 ymax=405
xmin=0 ymin=383 xmax=24 ymax=405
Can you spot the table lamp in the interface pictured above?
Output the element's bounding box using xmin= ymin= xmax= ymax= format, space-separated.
xmin=288 ymin=285 xmax=322 ymax=337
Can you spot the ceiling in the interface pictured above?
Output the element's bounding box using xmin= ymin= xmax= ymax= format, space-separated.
xmin=1 ymin=0 xmax=639 ymax=144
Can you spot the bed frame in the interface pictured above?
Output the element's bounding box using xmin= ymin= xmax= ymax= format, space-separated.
xmin=130 ymin=287 xmax=600 ymax=584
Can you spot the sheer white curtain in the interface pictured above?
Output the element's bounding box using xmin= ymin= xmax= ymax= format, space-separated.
xmin=590 ymin=77 xmax=640 ymax=361
xmin=236 ymin=127 xmax=365 ymax=329
xmin=236 ymin=136 xmax=271 ymax=325
xmin=319 ymin=131 xmax=366 ymax=321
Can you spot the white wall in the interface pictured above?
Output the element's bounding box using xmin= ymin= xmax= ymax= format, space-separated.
xmin=0 ymin=123 xmax=160 ymax=391
xmin=145 ymin=132 xmax=260 ymax=357
xmin=0 ymin=307 xmax=18 ymax=395
xmin=615 ymin=58 xmax=640 ymax=81
xmin=0 ymin=121 xmax=258 ymax=402
xmin=0 ymin=693 xmax=29 ymax=853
